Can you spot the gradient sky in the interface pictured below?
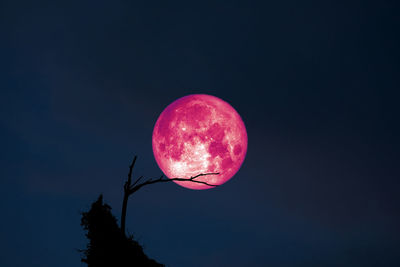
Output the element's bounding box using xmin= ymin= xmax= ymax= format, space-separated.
xmin=1 ymin=1 xmax=399 ymax=266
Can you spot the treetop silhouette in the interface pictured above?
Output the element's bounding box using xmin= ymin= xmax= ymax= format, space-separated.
xmin=80 ymin=195 xmax=163 ymax=267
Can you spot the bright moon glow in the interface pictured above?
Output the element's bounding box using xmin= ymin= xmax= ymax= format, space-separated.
xmin=152 ymin=94 xmax=248 ymax=190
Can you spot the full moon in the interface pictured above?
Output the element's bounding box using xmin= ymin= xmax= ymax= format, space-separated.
xmin=152 ymin=94 xmax=247 ymax=190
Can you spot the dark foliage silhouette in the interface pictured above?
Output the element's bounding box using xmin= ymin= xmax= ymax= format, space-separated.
xmin=80 ymin=195 xmax=163 ymax=267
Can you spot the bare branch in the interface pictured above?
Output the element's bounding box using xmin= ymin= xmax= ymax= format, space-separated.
xmin=131 ymin=175 xmax=144 ymax=188
xmin=127 ymin=172 xmax=219 ymax=195
xmin=125 ymin=156 xmax=137 ymax=191
xmin=120 ymin=155 xmax=220 ymax=236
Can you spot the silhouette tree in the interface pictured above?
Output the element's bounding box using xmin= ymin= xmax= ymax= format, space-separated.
xmin=80 ymin=195 xmax=163 ymax=267
xmin=80 ymin=156 xmax=220 ymax=266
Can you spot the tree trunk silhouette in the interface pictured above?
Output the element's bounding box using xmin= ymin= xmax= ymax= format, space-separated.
xmin=120 ymin=156 xmax=137 ymax=236
xmin=120 ymin=189 xmax=130 ymax=236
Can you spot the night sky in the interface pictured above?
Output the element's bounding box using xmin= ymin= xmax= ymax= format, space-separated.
xmin=1 ymin=1 xmax=400 ymax=266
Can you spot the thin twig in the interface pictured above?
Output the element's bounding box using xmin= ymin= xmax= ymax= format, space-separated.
xmin=125 ymin=156 xmax=137 ymax=191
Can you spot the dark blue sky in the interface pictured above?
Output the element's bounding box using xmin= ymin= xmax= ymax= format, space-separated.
xmin=1 ymin=1 xmax=399 ymax=266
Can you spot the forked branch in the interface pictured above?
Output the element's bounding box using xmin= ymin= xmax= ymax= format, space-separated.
xmin=120 ymin=155 xmax=219 ymax=235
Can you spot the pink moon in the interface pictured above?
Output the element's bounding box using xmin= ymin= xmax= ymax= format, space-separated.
xmin=152 ymin=94 xmax=248 ymax=190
